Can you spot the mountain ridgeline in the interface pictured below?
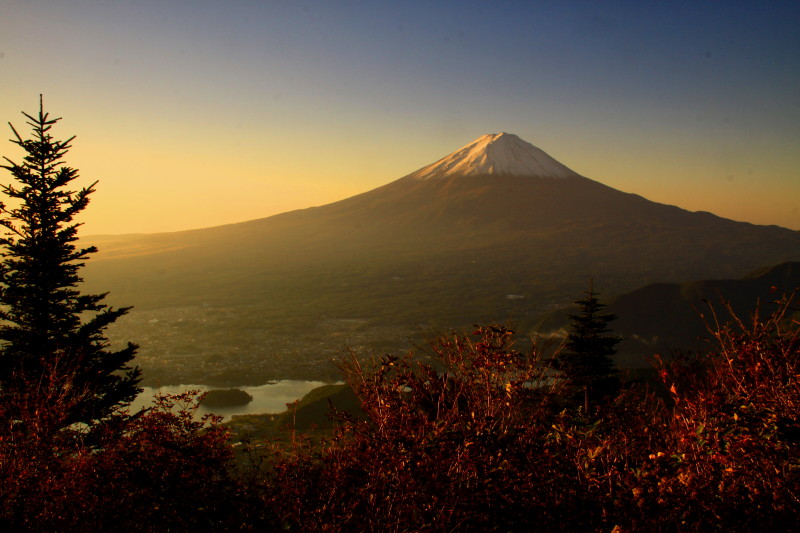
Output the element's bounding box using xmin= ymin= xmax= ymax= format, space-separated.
xmin=534 ymin=261 xmax=800 ymax=367
xmin=83 ymin=133 xmax=800 ymax=382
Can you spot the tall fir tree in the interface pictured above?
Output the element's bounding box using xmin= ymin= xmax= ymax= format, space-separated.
xmin=557 ymin=282 xmax=621 ymax=411
xmin=0 ymin=97 xmax=140 ymax=428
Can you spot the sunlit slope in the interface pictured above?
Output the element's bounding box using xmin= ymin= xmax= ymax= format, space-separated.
xmin=83 ymin=171 xmax=800 ymax=330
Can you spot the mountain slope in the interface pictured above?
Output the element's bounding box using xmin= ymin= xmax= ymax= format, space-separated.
xmin=83 ymin=133 xmax=800 ymax=382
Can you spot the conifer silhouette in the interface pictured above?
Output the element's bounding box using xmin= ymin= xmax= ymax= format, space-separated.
xmin=558 ymin=282 xmax=620 ymax=410
xmin=0 ymin=97 xmax=140 ymax=428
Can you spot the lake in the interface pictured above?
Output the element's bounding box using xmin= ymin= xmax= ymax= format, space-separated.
xmin=131 ymin=380 xmax=333 ymax=421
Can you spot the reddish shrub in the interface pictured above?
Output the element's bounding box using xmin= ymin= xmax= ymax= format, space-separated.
xmin=260 ymin=325 xmax=612 ymax=531
xmin=615 ymin=294 xmax=800 ymax=531
xmin=0 ymin=390 xmax=261 ymax=532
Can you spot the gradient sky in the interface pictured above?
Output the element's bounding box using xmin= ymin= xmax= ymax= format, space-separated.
xmin=2 ymin=1 xmax=799 ymax=234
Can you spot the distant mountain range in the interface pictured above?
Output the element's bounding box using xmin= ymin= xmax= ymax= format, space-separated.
xmin=83 ymin=133 xmax=800 ymax=382
xmin=533 ymin=261 xmax=800 ymax=368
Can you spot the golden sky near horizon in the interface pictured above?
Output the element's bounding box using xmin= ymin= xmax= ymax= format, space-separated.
xmin=2 ymin=1 xmax=799 ymax=234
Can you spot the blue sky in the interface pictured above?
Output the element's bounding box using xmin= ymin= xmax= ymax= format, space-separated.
xmin=2 ymin=1 xmax=798 ymax=233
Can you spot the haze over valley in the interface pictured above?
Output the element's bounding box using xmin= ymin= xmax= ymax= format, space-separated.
xmin=83 ymin=134 xmax=800 ymax=384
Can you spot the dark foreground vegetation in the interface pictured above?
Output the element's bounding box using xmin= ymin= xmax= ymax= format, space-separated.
xmin=1 ymin=300 xmax=799 ymax=531
xmin=1 ymin=101 xmax=798 ymax=531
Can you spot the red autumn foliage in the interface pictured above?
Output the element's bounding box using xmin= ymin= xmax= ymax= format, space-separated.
xmin=0 ymin=387 xmax=262 ymax=532
xmin=255 ymin=297 xmax=799 ymax=531
xmin=613 ymin=295 xmax=800 ymax=530
xmin=1 ymin=296 xmax=797 ymax=531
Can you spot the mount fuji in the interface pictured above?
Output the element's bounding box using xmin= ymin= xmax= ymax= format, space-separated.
xmin=83 ymin=133 xmax=800 ymax=382
xmin=407 ymin=132 xmax=579 ymax=179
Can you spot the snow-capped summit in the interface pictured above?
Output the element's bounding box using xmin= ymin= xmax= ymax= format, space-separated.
xmin=407 ymin=132 xmax=580 ymax=180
